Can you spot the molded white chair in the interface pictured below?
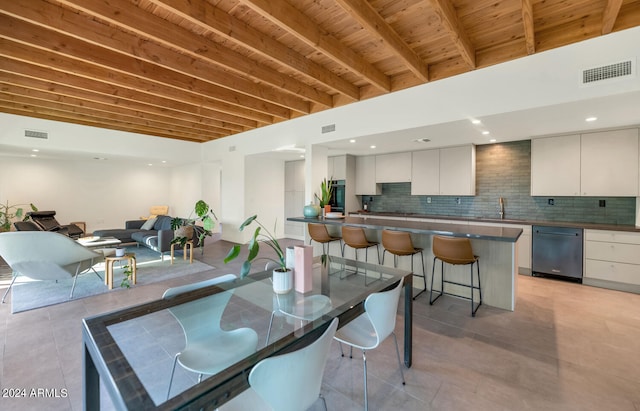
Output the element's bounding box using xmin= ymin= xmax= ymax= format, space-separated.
xmin=219 ymin=317 xmax=339 ymax=411
xmin=0 ymin=231 xmax=104 ymax=302
xmin=265 ymin=293 xmax=333 ymax=345
xmin=163 ymin=274 xmax=259 ymax=400
xmin=333 ymin=279 xmax=405 ymax=411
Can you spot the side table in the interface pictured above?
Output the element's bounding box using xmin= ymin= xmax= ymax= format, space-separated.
xmin=170 ymin=240 xmax=194 ymax=264
xmin=104 ymin=253 xmax=137 ymax=290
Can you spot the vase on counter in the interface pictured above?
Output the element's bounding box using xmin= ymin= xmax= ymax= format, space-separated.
xmin=303 ymin=203 xmax=321 ymax=218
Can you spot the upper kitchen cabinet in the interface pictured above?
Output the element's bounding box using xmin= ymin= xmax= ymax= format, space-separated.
xmin=531 ymin=134 xmax=581 ymax=196
xmin=581 ymin=129 xmax=639 ymax=197
xmin=355 ymin=155 xmax=381 ymax=195
xmin=411 ymin=145 xmax=476 ymax=195
xmin=375 ymin=152 xmax=412 ymax=183
xmin=439 ymin=145 xmax=476 ymax=195
xmin=411 ymin=149 xmax=439 ymax=195
xmin=531 ymin=128 xmax=639 ymax=197
xmin=328 ymin=155 xmax=347 ymax=180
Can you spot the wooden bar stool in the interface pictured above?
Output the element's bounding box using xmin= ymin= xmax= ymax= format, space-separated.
xmin=341 ymin=226 xmax=380 ymax=264
xmin=307 ymin=223 xmax=341 ymax=255
xmin=430 ymin=235 xmax=482 ymax=316
xmin=381 ymin=230 xmax=427 ymax=300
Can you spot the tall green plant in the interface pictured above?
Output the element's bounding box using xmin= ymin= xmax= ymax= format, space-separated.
xmin=171 ymin=200 xmax=218 ymax=247
xmin=0 ymin=202 xmax=38 ymax=232
xmin=223 ymin=215 xmax=286 ymax=278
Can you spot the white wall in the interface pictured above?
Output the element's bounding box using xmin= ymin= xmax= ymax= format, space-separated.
xmin=0 ymin=156 xmax=171 ymax=232
xmin=244 ymin=155 xmax=286 ymax=239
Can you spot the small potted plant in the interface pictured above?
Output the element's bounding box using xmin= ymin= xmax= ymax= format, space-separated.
xmin=314 ymin=177 xmax=334 ymax=215
xmin=171 ymin=200 xmax=218 ymax=251
xmin=224 ymin=215 xmax=292 ymax=293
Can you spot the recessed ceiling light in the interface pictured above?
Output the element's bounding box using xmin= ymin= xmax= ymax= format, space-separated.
xmin=585 ymin=117 xmax=598 ymax=122
xmin=370 ymin=145 xmax=376 ymax=149
xmin=413 ymin=138 xmax=431 ymax=143
xmin=471 ymin=119 xmax=481 ymax=125
xmin=489 ymin=139 xmax=497 ymax=143
xmin=349 ymin=139 xmax=356 ymax=143
xmin=32 ymin=149 xmax=39 ymax=152
xmin=482 ymin=131 xmax=490 ymax=135
xmin=147 ymin=163 xmax=153 ymax=166
xmin=30 ymin=154 xmax=37 ymax=157
xmin=161 ymin=160 xmax=167 ymax=163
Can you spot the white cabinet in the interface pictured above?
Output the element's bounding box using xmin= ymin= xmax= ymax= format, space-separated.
xmin=411 ymin=145 xmax=475 ymax=195
xmin=375 ymin=152 xmax=411 ymax=183
xmin=580 ymin=129 xmax=639 ymax=196
xmin=584 ymin=229 xmax=640 ymax=291
xmin=355 ymin=156 xmax=380 ymax=195
xmin=531 ymin=128 xmax=639 ymax=197
xmin=531 ymin=134 xmax=581 ymax=196
xmin=284 ymin=160 xmax=305 ymax=238
xmin=328 ymin=155 xmax=347 ymax=180
xmin=411 ymin=149 xmax=439 ymax=195
xmin=439 ymin=145 xmax=475 ymax=195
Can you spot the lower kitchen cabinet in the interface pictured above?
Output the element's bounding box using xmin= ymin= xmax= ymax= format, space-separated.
xmin=584 ymin=229 xmax=640 ymax=293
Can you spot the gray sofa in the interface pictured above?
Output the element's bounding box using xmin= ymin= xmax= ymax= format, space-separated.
xmin=92 ymin=215 xmax=182 ymax=257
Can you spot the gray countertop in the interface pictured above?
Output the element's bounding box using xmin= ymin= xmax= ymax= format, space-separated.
xmin=287 ymin=216 xmax=523 ymax=243
xmin=347 ymin=211 xmax=640 ymax=233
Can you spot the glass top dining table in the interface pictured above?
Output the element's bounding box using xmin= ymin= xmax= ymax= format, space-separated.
xmin=82 ymin=255 xmax=413 ymax=410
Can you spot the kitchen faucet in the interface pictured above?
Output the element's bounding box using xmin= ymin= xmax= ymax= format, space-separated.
xmin=498 ymin=197 xmax=504 ymax=219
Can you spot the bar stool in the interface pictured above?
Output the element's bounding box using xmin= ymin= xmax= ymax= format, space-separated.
xmin=430 ymin=236 xmax=482 ymax=317
xmin=341 ymin=226 xmax=380 ymax=264
xmin=307 ymin=223 xmax=341 ymax=255
xmin=381 ymin=230 xmax=427 ymax=300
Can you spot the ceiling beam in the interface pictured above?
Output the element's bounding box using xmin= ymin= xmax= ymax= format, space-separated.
xmin=334 ymin=0 xmax=429 ymax=81
xmin=53 ymin=0 xmax=327 ymax=109
xmin=0 ymin=82 xmax=232 ymax=137
xmin=424 ymin=0 xmax=476 ymax=69
xmin=148 ymin=0 xmax=359 ymax=102
xmin=2 ymin=0 xmax=313 ymax=115
xmin=240 ymin=0 xmax=391 ymax=92
xmin=0 ymin=52 xmax=262 ymax=130
xmin=521 ymin=0 xmax=535 ymax=54
xmin=602 ymin=0 xmax=623 ymax=34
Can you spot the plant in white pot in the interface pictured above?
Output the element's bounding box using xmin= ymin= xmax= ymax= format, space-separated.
xmin=224 ymin=215 xmax=292 ymax=294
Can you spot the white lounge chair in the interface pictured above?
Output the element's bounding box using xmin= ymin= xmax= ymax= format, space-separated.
xmin=0 ymin=231 xmax=104 ymax=302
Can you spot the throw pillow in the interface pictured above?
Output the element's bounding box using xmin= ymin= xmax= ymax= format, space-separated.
xmin=141 ymin=217 xmax=157 ymax=230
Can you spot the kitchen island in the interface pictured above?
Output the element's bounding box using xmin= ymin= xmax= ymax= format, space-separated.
xmin=288 ymin=215 xmax=523 ymax=311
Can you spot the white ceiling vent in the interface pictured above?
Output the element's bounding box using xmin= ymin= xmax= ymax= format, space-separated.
xmin=582 ymin=60 xmax=634 ymax=84
xmin=24 ymin=129 xmax=49 ymax=139
xmin=321 ymin=124 xmax=336 ymax=134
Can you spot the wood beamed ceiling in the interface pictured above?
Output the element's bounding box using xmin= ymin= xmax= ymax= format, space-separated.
xmin=1 ymin=0 xmax=639 ymax=143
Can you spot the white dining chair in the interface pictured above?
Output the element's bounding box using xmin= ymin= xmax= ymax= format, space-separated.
xmin=265 ymin=293 xmax=333 ymax=345
xmin=163 ymin=274 xmax=259 ymax=400
xmin=219 ymin=317 xmax=338 ymax=411
xmin=333 ymin=278 xmax=405 ymax=411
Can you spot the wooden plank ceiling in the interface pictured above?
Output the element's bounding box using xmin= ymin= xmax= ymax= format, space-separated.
xmin=1 ymin=0 xmax=639 ymax=143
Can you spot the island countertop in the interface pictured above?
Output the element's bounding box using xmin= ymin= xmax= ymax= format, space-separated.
xmin=287 ymin=215 xmax=523 ymax=243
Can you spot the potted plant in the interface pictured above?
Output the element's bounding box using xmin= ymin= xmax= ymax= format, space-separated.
xmin=224 ymin=215 xmax=292 ymax=293
xmin=314 ymin=177 xmax=334 ymax=215
xmin=0 ymin=202 xmax=38 ymax=232
xmin=171 ymin=200 xmax=218 ymax=251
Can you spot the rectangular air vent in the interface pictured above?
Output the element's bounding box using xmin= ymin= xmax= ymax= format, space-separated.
xmin=582 ymin=60 xmax=633 ymax=84
xmin=24 ymin=129 xmax=48 ymax=139
xmin=321 ymin=124 xmax=336 ymax=134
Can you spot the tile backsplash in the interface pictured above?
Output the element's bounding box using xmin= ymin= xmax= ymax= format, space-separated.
xmin=362 ymin=140 xmax=636 ymax=225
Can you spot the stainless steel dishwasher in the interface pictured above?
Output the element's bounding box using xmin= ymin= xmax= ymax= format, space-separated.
xmin=532 ymin=225 xmax=583 ymax=282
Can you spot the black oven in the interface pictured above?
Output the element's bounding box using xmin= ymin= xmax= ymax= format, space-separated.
xmin=329 ymin=180 xmax=345 ymax=213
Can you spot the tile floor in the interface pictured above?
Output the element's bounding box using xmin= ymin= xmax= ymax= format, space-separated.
xmin=1 ymin=238 xmax=639 ymax=411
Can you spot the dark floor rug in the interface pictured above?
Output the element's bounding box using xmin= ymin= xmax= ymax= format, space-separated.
xmin=9 ymin=246 xmax=215 ymax=313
